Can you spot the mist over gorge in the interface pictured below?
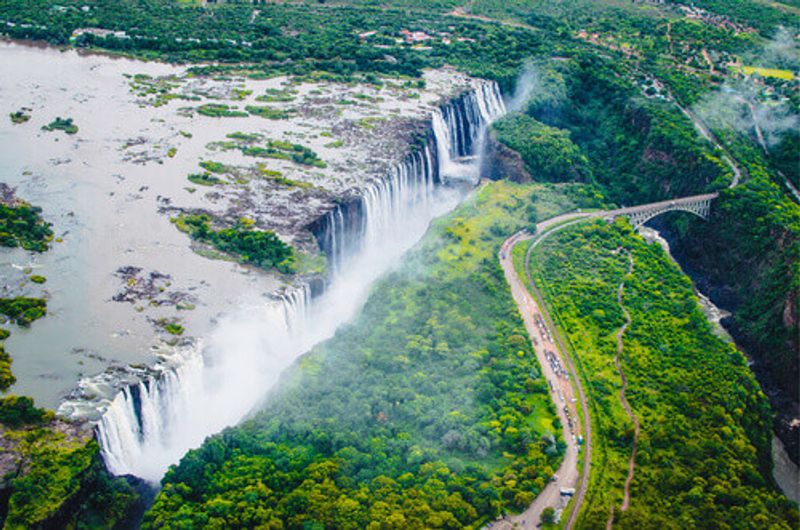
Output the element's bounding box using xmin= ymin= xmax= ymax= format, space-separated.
xmin=0 ymin=1 xmax=797 ymax=528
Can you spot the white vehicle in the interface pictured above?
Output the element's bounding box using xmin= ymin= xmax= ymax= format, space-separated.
xmin=560 ymin=488 xmax=576 ymax=497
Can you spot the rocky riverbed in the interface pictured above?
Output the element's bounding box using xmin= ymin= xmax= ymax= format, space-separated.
xmin=0 ymin=40 xmax=482 ymax=414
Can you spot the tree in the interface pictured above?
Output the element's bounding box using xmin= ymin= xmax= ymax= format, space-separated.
xmin=541 ymin=506 xmax=556 ymax=525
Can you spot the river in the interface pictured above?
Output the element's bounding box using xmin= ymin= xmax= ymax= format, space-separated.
xmin=0 ymin=40 xmax=479 ymax=411
xmin=0 ymin=39 xmax=507 ymax=481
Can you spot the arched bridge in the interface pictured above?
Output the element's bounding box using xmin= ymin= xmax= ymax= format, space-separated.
xmin=603 ymin=193 xmax=719 ymax=228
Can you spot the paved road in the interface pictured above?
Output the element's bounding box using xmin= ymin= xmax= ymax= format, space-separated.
xmin=523 ymin=228 xmax=593 ymax=530
xmin=489 ymin=232 xmax=581 ymax=530
xmin=488 ymin=191 xmax=731 ymax=529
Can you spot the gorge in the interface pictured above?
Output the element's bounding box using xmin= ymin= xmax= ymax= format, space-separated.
xmin=94 ymin=79 xmax=506 ymax=482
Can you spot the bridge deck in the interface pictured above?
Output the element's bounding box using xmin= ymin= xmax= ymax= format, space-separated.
xmin=604 ymin=192 xmax=719 ymax=218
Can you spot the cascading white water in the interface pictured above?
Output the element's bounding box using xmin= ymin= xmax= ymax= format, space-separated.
xmin=432 ymin=81 xmax=505 ymax=182
xmin=93 ymin=79 xmax=506 ymax=482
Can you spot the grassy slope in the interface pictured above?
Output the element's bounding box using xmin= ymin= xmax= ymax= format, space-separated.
xmin=527 ymin=219 xmax=798 ymax=529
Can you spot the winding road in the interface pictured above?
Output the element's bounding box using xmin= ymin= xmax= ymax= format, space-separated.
xmin=491 ymin=190 xmax=729 ymax=528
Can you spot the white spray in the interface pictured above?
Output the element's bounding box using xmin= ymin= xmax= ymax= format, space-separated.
xmin=93 ymin=79 xmax=507 ymax=483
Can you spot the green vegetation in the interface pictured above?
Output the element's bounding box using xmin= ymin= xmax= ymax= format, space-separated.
xmin=2 ymin=0 xmax=798 ymax=523
xmin=0 ymin=201 xmax=54 ymax=252
xmin=244 ymin=104 xmax=290 ymax=119
xmin=195 ymin=103 xmax=248 ymax=118
xmin=173 ymin=214 xmax=295 ymax=273
xmin=0 ymin=395 xmax=53 ymax=427
xmin=255 ymin=88 xmax=297 ymax=103
xmin=256 ymin=164 xmax=312 ymax=189
xmin=128 ymin=73 xmax=192 ymax=106
xmin=0 ymin=423 xmax=141 ymax=529
xmin=506 ymin=57 xmax=732 ymax=204
xmin=0 ymin=0 xmax=567 ymax=82
xmin=243 ymin=139 xmax=327 ymax=168
xmin=527 ymin=219 xmax=798 ymax=528
xmin=0 ymin=200 xmax=51 ymax=389
xmin=0 ymin=342 xmax=15 ymax=391
xmin=0 ymin=198 xmax=142 ymax=529
xmin=9 ymin=110 xmax=30 ymax=124
xmin=491 ymin=113 xmax=589 ymax=182
xmin=3 ymin=430 xmax=97 ymax=527
xmin=494 ymin=55 xmax=799 ymax=459
xmin=146 ymin=181 xmax=582 ymax=528
xmin=0 ymin=297 xmax=46 ymax=327
xmin=162 ymin=322 xmax=184 ymax=336
xmin=0 ymin=315 xmax=141 ymax=529
xmin=669 ymin=176 xmax=800 ymax=399
xmin=41 ymin=117 xmax=78 ymax=135
xmin=208 ymin=133 xmax=327 ymax=169
xmin=198 ymin=160 xmax=227 ymax=174
xmin=187 ymin=172 xmax=222 ymax=186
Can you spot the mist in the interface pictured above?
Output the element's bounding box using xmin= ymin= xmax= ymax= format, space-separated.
xmin=506 ymin=61 xmax=542 ymax=113
xmin=99 ymin=184 xmax=464 ymax=482
xmin=693 ymin=28 xmax=799 ymax=151
xmin=95 ymin=80 xmax=506 ymax=483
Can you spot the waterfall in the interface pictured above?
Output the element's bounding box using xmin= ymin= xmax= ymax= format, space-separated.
xmin=88 ymin=79 xmax=506 ymax=482
xmin=432 ymin=81 xmax=505 ymax=181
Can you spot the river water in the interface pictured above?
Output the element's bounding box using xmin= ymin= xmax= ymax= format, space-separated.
xmin=0 ymin=40 xmax=509 ymax=482
xmin=0 ymin=42 xmax=279 ymax=408
xmin=0 ymin=41 xmax=474 ymax=411
xmin=639 ymin=227 xmax=799 ymax=504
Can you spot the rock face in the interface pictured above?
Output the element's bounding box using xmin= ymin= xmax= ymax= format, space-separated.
xmin=151 ymin=68 xmax=484 ymax=257
xmin=482 ymin=136 xmax=531 ymax=183
xmin=86 ymin=77 xmax=506 ymax=483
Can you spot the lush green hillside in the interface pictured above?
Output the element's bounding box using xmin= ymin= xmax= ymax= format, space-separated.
xmin=0 ymin=398 xmax=142 ymax=529
xmin=491 ymin=113 xmax=589 ymax=182
xmin=496 ymin=56 xmax=733 ymax=202
xmin=143 ymin=182 xmax=588 ymax=528
xmin=527 ymin=219 xmax=798 ymax=528
xmin=492 ymin=52 xmax=800 ymax=463
xmin=668 ymin=176 xmax=800 ymax=435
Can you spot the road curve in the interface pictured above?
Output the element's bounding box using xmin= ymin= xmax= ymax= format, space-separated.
xmin=489 ymin=190 xmax=731 ymax=529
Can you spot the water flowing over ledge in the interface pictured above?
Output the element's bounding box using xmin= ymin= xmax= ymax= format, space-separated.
xmin=83 ymin=80 xmax=505 ymax=482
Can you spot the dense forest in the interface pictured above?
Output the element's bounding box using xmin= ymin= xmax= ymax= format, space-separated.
xmin=527 ymin=219 xmax=798 ymax=528
xmin=0 ymin=0 xmax=797 ymax=526
xmin=0 ymin=404 xmax=143 ymax=529
xmin=488 ymin=49 xmax=800 ymax=461
xmin=143 ymin=182 xmax=583 ymax=528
